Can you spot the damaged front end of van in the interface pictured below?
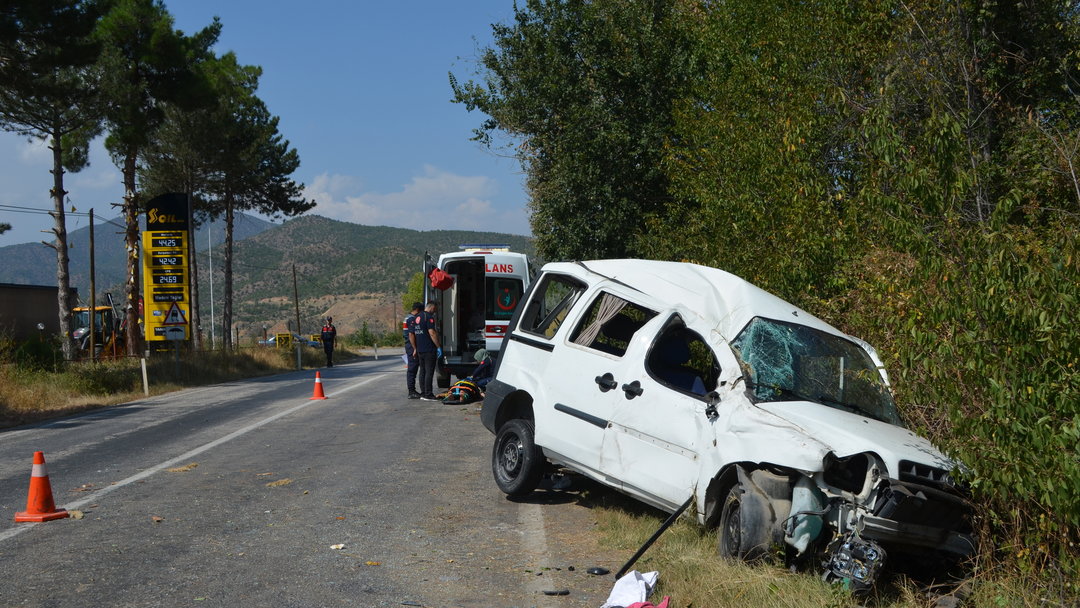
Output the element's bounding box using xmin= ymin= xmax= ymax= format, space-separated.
xmin=708 ymin=317 xmax=975 ymax=590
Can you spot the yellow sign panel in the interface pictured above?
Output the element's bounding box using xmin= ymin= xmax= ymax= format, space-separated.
xmin=143 ymin=230 xmax=191 ymax=341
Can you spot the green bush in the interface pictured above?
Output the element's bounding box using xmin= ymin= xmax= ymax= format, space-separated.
xmin=0 ymin=335 xmax=63 ymax=372
xmin=824 ymin=224 xmax=1079 ymax=592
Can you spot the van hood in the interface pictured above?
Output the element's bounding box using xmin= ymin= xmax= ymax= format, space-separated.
xmin=754 ymin=401 xmax=955 ymax=476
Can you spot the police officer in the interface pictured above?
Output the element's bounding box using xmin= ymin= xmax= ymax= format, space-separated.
xmin=403 ymin=302 xmax=422 ymax=398
xmin=409 ymin=301 xmax=442 ymax=400
xmin=320 ymin=317 xmax=336 ymax=367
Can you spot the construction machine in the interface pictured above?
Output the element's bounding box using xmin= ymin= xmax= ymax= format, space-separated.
xmin=72 ymin=293 xmax=124 ymax=358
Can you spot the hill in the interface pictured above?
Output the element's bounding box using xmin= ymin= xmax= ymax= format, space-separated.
xmin=0 ymin=213 xmax=274 ymax=297
xmin=204 ymin=215 xmax=535 ymax=339
xmin=0 ymin=213 xmax=535 ymax=341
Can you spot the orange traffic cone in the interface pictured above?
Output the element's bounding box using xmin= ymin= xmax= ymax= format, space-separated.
xmin=310 ymin=371 xmax=327 ymax=400
xmin=14 ymin=451 xmax=69 ymax=523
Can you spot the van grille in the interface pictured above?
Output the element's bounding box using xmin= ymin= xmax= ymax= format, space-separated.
xmin=898 ymin=460 xmax=956 ymax=492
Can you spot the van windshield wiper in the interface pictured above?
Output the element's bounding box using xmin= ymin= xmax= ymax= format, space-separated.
xmin=758 ymin=385 xmax=822 ymax=405
xmin=814 ymin=394 xmax=865 ymax=416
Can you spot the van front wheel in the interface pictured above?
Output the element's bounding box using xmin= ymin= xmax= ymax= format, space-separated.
xmin=717 ymin=483 xmax=771 ymax=562
xmin=492 ymin=419 xmax=543 ymax=497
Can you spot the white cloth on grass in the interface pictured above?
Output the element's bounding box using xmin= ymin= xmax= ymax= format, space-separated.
xmin=600 ymin=570 xmax=659 ymax=608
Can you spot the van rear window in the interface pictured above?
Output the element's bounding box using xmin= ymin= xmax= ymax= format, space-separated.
xmin=487 ymin=278 xmax=523 ymax=320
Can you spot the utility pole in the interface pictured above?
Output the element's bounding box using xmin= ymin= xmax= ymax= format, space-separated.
xmin=293 ymin=264 xmax=302 ymax=370
xmin=89 ymin=208 xmax=96 ymax=362
xmin=292 ymin=264 xmax=301 ymax=337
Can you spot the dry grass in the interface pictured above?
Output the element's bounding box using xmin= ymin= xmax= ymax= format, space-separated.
xmin=0 ymin=345 xmax=350 ymax=428
xmin=585 ymin=486 xmax=1055 ymax=608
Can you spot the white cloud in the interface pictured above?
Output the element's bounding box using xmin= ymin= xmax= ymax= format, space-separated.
xmin=70 ymin=165 xmax=122 ymax=191
xmin=304 ymin=165 xmax=530 ymax=234
xmin=18 ymin=138 xmax=51 ymax=165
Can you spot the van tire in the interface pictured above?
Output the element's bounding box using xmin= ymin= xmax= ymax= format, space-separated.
xmin=717 ymin=484 xmax=771 ymax=562
xmin=492 ymin=419 xmax=544 ymax=497
xmin=437 ymin=369 xmax=451 ymax=389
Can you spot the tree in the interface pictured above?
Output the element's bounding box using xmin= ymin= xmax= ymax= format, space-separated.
xmin=139 ymin=85 xmax=223 ymax=350
xmin=0 ymin=0 xmax=105 ymax=360
xmin=451 ymin=0 xmax=696 ymax=260
xmin=652 ymin=0 xmax=1079 ymax=581
xmin=94 ymin=0 xmax=218 ymax=354
xmin=199 ymin=53 xmax=313 ymax=349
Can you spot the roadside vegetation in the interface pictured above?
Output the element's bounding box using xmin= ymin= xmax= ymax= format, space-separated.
xmin=589 ymin=487 xmax=1050 ymax=608
xmin=0 ymin=337 xmax=336 ymax=428
xmin=453 ymin=0 xmax=1078 ymax=602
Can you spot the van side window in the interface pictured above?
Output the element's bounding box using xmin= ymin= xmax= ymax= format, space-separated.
xmin=519 ymin=274 xmax=586 ymax=338
xmin=569 ymin=292 xmax=656 ymax=357
xmin=646 ymin=318 xmax=720 ymax=396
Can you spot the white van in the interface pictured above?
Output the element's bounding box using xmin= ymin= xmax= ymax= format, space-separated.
xmin=424 ymin=245 xmax=531 ymax=386
xmin=481 ymin=259 xmax=973 ymax=589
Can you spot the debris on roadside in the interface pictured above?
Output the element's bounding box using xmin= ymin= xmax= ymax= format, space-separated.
xmin=600 ymin=570 xmax=667 ymax=608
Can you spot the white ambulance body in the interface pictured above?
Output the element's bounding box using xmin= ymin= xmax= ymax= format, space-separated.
xmin=424 ymin=245 xmax=531 ymax=386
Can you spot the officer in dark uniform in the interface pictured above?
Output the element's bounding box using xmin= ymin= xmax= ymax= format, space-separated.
xmin=320 ymin=317 xmax=336 ymax=367
xmin=404 ymin=302 xmax=422 ymax=398
xmin=409 ymin=301 xmax=442 ymax=400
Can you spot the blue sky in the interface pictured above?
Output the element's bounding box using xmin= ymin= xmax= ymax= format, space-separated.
xmin=0 ymin=1 xmax=528 ymax=246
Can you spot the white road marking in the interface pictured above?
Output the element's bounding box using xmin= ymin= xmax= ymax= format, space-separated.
xmin=0 ymin=373 xmax=386 ymax=543
xmin=518 ymin=501 xmax=564 ymax=606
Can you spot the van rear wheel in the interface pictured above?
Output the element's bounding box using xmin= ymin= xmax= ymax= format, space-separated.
xmin=492 ymin=419 xmax=544 ymax=497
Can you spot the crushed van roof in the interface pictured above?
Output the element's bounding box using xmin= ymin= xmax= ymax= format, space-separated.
xmin=564 ymin=259 xmax=844 ymax=340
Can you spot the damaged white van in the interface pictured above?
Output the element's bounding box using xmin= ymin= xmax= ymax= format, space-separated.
xmin=480 ymin=259 xmax=973 ymax=588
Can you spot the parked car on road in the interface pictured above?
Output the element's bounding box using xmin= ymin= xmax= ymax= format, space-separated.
xmin=259 ymin=334 xmax=319 ymax=348
xmin=480 ymin=259 xmax=973 ymax=589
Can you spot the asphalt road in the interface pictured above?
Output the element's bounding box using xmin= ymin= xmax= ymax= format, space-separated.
xmin=0 ymin=358 xmax=627 ymax=608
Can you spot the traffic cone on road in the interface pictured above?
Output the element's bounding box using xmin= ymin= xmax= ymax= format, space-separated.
xmin=14 ymin=451 xmax=69 ymax=523
xmin=310 ymin=371 xmax=328 ymax=400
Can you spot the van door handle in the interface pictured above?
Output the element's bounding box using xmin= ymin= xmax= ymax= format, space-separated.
xmin=621 ymin=380 xmax=643 ymax=399
xmin=595 ymin=373 xmax=618 ymax=392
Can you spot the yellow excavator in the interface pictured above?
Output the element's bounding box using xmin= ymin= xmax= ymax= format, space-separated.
xmin=72 ymin=294 xmax=124 ymax=358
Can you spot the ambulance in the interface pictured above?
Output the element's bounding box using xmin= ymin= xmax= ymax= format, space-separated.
xmin=423 ymin=245 xmax=532 ymax=387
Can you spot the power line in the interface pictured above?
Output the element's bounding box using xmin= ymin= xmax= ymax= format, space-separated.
xmin=0 ymin=204 xmax=135 ymax=232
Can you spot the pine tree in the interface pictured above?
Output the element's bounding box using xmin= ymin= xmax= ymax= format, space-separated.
xmin=94 ymin=0 xmax=219 ymax=354
xmin=0 ymin=0 xmax=105 ymax=360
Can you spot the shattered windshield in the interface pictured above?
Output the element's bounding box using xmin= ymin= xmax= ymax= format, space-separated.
xmin=730 ymin=317 xmax=902 ymax=426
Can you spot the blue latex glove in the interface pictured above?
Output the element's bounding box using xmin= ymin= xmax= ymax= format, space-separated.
xmin=436 ymin=347 xmax=443 ymax=358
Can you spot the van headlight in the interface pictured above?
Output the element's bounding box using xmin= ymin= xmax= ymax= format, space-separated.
xmin=822 ymin=452 xmax=879 ymax=495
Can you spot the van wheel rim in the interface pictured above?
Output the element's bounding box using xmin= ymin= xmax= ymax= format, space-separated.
xmin=499 ymin=436 xmax=523 ymax=477
xmin=723 ymin=501 xmax=741 ymax=555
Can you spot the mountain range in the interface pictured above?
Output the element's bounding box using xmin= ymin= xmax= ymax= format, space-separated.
xmin=0 ymin=214 xmax=535 ymax=340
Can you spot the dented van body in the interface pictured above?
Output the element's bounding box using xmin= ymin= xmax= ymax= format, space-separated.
xmin=481 ymin=259 xmax=973 ymax=588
